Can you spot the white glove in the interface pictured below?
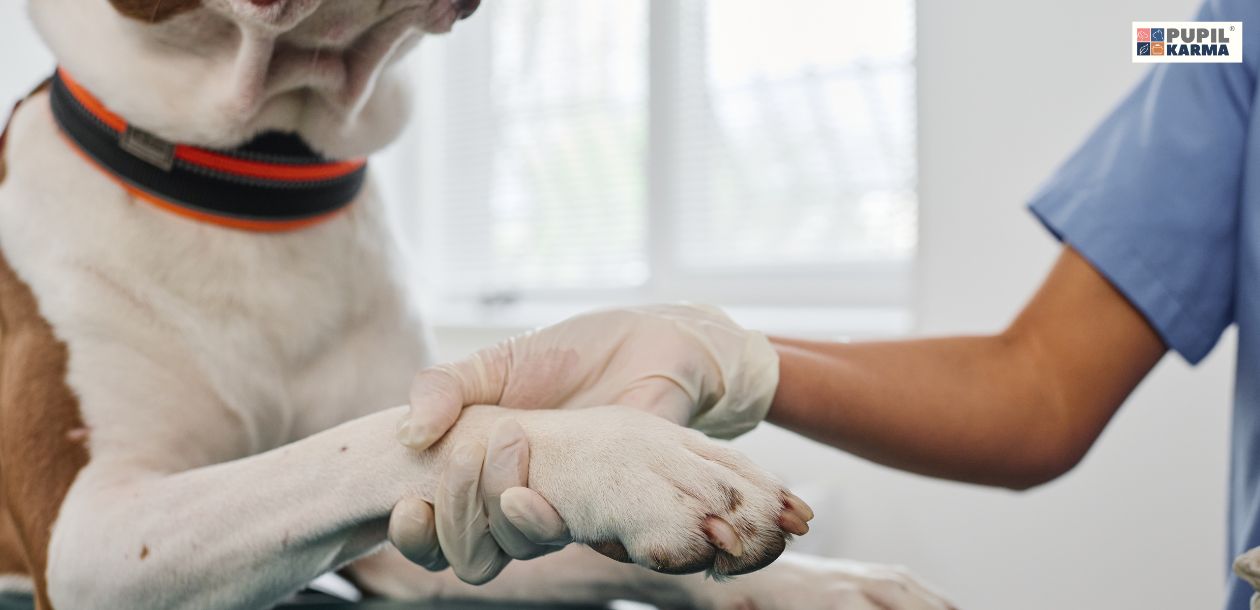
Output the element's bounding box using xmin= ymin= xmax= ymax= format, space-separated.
xmin=388 ymin=418 xmax=571 ymax=584
xmin=391 ymin=304 xmax=781 ymax=584
xmin=398 ymin=303 xmax=780 ymax=448
xmin=1234 ymin=547 xmax=1260 ymax=610
xmin=682 ymin=552 xmax=957 ymax=610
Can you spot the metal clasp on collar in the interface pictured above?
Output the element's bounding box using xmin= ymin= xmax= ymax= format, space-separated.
xmin=120 ymin=127 xmax=175 ymax=172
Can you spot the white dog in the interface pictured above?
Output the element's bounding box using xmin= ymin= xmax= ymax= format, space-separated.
xmin=0 ymin=1 xmax=954 ymax=608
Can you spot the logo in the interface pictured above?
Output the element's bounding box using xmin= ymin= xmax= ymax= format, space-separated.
xmin=1133 ymin=22 xmax=1243 ymax=63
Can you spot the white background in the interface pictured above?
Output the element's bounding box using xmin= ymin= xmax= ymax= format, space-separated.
xmin=0 ymin=0 xmax=1229 ymax=609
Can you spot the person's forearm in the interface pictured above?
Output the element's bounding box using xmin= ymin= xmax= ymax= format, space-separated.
xmin=768 ymin=334 xmax=1076 ymax=489
xmin=765 ymin=249 xmax=1167 ymax=490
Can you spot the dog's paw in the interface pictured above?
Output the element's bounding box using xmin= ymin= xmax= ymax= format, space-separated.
xmin=523 ymin=406 xmax=807 ymax=577
xmin=687 ymin=552 xmax=958 ymax=610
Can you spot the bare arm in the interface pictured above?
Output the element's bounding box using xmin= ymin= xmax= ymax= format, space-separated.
xmin=391 ymin=248 xmax=1166 ymax=579
xmin=767 ymin=246 xmax=1167 ymax=489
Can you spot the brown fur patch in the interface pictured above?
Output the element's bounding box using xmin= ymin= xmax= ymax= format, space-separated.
xmin=108 ymin=0 xmax=202 ymax=22
xmin=588 ymin=541 xmax=632 ymax=564
xmin=670 ymin=481 xmax=704 ymax=503
xmin=0 ymin=247 xmax=91 ymax=609
xmin=721 ymin=485 xmax=743 ymax=513
xmin=0 ymin=114 xmax=9 ymax=185
xmin=0 ymin=497 xmax=29 ymax=576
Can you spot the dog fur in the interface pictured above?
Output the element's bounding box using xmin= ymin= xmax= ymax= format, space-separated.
xmin=0 ymin=2 xmax=954 ymax=609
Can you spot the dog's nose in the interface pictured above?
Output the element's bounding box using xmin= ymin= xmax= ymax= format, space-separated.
xmin=248 ymin=0 xmax=283 ymax=5
xmin=453 ymin=0 xmax=480 ymax=20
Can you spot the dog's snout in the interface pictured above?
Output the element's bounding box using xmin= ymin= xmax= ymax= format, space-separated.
xmin=247 ymin=0 xmax=283 ymax=5
xmin=453 ymin=0 xmax=480 ymax=20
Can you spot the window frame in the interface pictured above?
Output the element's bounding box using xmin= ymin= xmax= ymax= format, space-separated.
xmin=397 ymin=0 xmax=916 ymax=333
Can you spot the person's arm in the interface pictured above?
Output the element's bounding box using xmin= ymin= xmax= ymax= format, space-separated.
xmin=770 ymin=246 xmax=1166 ymax=489
xmin=389 ymin=246 xmax=1169 ymax=583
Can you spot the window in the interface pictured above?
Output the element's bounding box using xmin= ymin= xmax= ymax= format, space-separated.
xmin=386 ymin=0 xmax=916 ymax=330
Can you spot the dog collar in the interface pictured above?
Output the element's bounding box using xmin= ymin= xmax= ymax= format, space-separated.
xmin=48 ymin=69 xmax=367 ymax=232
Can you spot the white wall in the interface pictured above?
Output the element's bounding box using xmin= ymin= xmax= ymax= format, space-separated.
xmin=426 ymin=3 xmax=1234 ymax=606
xmin=0 ymin=5 xmax=53 ymax=108
xmin=416 ymin=2 xmax=1234 ymax=607
xmin=0 ymin=1 xmax=1231 ymax=609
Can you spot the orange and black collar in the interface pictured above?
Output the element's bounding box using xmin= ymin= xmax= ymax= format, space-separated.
xmin=49 ymin=69 xmax=367 ymax=232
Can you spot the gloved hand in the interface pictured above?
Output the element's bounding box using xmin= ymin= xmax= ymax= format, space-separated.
xmin=391 ymin=304 xmax=782 ymax=584
xmin=388 ymin=418 xmax=573 ymax=584
xmin=399 ymin=304 xmax=780 ymax=446
xmin=1234 ymin=547 xmax=1260 ymax=610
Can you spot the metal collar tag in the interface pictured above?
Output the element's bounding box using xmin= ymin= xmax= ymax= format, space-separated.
xmin=120 ymin=127 xmax=175 ymax=172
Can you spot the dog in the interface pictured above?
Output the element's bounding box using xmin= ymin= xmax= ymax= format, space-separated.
xmin=0 ymin=1 xmax=955 ymax=608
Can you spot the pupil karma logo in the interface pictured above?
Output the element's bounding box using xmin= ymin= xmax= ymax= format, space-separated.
xmin=1133 ymin=21 xmax=1243 ymax=63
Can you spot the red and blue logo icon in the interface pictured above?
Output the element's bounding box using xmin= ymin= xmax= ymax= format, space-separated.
xmin=1137 ymin=28 xmax=1166 ymax=55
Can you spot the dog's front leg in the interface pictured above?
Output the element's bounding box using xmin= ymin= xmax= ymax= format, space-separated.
xmin=45 ymin=405 xmax=445 ymax=610
xmin=47 ymin=404 xmax=797 ymax=609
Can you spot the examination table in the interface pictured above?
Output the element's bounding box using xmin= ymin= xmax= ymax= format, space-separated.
xmin=0 ymin=593 xmax=611 ymax=609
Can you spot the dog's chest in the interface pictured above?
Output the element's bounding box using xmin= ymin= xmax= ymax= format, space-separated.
xmin=0 ymin=94 xmax=430 ymax=460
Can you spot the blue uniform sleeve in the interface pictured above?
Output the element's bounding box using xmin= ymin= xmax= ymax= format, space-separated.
xmin=1029 ymin=0 xmax=1257 ymax=364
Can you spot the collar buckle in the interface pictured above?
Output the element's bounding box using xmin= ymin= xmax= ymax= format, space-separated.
xmin=120 ymin=126 xmax=175 ymax=172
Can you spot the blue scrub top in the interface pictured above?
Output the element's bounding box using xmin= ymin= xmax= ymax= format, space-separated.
xmin=1028 ymin=1 xmax=1259 ymax=607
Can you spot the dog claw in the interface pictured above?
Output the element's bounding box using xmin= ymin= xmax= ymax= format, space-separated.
xmin=703 ymin=516 xmax=744 ymax=557
xmin=778 ymin=512 xmax=809 ymax=536
xmin=785 ymin=492 xmax=814 ymax=522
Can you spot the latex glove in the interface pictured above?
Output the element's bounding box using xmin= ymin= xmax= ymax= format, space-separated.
xmin=398 ymin=303 xmax=780 ymax=449
xmin=682 ymin=552 xmax=957 ymax=610
xmin=388 ymin=416 xmax=814 ymax=584
xmin=1234 ymin=547 xmax=1260 ymax=610
xmin=389 ymin=418 xmax=570 ymax=584
xmin=392 ymin=304 xmax=781 ymax=584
